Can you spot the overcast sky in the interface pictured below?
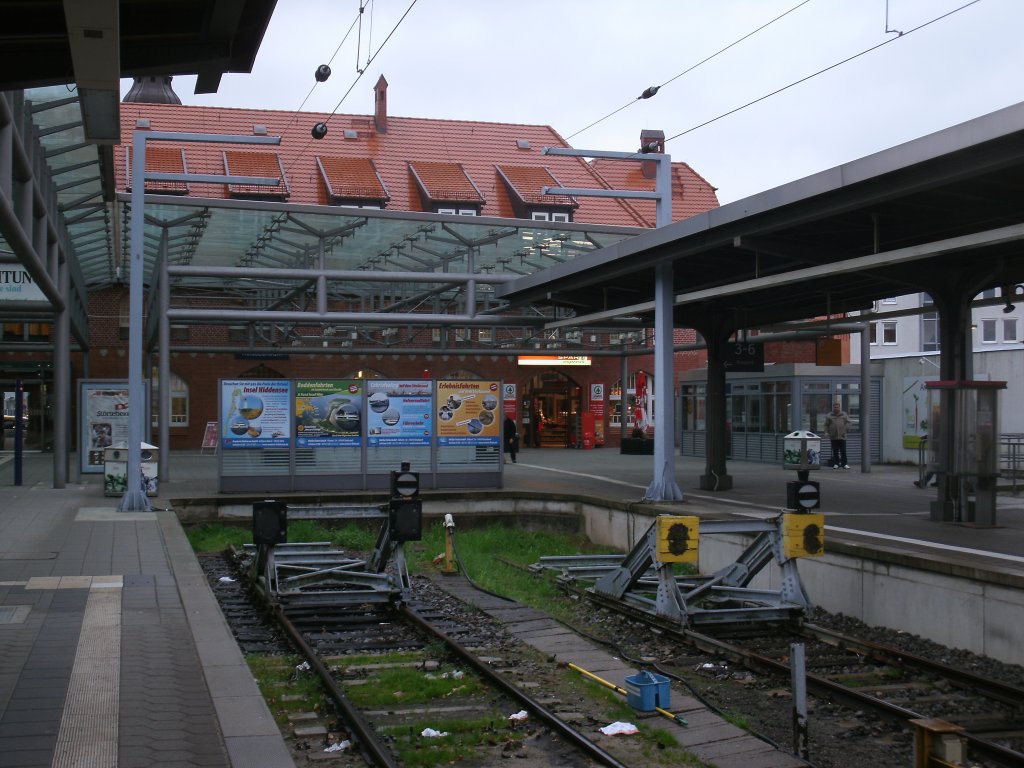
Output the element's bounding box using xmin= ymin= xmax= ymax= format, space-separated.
xmin=123 ymin=0 xmax=1024 ymax=204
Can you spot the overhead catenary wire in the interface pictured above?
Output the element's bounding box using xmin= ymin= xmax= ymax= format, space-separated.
xmin=278 ymin=10 xmax=362 ymax=137
xmin=283 ymin=0 xmax=419 ymax=175
xmin=565 ymin=0 xmax=814 ymax=142
xmin=662 ymin=0 xmax=982 ymax=145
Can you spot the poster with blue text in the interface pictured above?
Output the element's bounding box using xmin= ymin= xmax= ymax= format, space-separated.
xmin=365 ymin=380 xmax=432 ymax=447
xmin=221 ymin=380 xmax=291 ymax=449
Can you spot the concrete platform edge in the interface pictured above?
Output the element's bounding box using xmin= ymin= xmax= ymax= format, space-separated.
xmin=158 ymin=511 xmax=297 ymax=768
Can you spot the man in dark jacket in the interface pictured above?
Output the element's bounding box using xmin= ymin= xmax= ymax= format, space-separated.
xmin=503 ymin=415 xmax=519 ymax=463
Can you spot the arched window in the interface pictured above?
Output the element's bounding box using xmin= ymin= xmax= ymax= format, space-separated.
xmin=150 ymin=368 xmax=189 ymax=427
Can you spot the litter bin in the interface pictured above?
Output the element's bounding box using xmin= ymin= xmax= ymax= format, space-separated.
xmin=783 ymin=431 xmax=821 ymax=471
xmin=104 ymin=442 xmax=159 ymax=496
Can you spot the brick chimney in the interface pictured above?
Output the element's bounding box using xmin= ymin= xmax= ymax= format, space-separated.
xmin=374 ymin=74 xmax=388 ymax=134
xmin=639 ymin=129 xmax=665 ymax=179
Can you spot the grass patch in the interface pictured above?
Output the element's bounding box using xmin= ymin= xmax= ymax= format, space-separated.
xmin=722 ymin=710 xmax=752 ymax=730
xmin=246 ymin=654 xmax=326 ymax=725
xmin=380 ymin=714 xmax=521 ymax=767
xmin=406 ymin=522 xmax=619 ymax=622
xmin=185 ymin=520 xmax=378 ymax=553
xmin=342 ymin=664 xmax=484 ymax=708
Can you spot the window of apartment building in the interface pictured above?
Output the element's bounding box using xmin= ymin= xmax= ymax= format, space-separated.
xmin=980 ymin=317 xmax=1018 ymax=343
xmin=920 ymin=293 xmax=939 ymax=352
xmin=436 ymin=207 xmax=478 ymax=216
xmin=881 ymin=322 xmax=897 ymax=344
xmin=869 ymin=321 xmax=898 ymax=345
xmin=531 ymin=211 xmax=571 ymax=222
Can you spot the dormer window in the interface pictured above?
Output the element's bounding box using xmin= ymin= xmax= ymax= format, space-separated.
xmin=317 ymin=156 xmax=390 ymax=208
xmin=223 ymin=151 xmax=289 ymax=200
xmin=125 ymin=145 xmax=189 ymax=194
xmin=408 ymin=161 xmax=485 ymax=215
xmin=496 ymin=165 xmax=577 ymax=222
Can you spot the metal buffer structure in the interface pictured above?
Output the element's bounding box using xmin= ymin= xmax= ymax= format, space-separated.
xmin=534 ymin=514 xmax=824 ymax=628
xmin=249 ymin=464 xmax=423 ymax=608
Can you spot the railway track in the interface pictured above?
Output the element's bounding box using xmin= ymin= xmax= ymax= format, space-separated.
xmin=203 ymin=550 xmax=690 ymax=767
xmin=577 ymin=586 xmax=1024 ymax=768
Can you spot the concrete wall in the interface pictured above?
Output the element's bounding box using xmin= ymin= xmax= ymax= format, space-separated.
xmin=580 ymin=505 xmax=1024 ymax=666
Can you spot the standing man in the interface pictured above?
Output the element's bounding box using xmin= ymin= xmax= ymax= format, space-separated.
xmin=503 ymin=415 xmax=519 ymax=464
xmin=824 ymin=401 xmax=851 ymax=468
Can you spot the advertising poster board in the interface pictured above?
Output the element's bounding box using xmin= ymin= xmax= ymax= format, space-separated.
xmin=365 ymin=380 xmax=432 ymax=447
xmin=501 ymin=382 xmax=517 ymax=419
xmin=295 ymin=379 xmax=363 ymax=447
xmin=590 ymin=383 xmax=606 ymax=445
xmin=903 ymin=376 xmax=935 ymax=449
xmin=78 ymin=381 xmax=130 ymax=473
xmin=221 ymin=380 xmax=291 ymax=449
xmin=437 ymin=380 xmax=501 ymax=446
xmin=201 ymin=422 xmax=218 ymax=451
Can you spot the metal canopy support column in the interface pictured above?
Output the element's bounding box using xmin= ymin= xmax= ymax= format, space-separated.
xmin=859 ymin=323 xmax=871 ymax=473
xmin=53 ymin=243 xmax=69 ymax=487
xmin=647 ymin=152 xmax=680 ymax=499
xmin=696 ymin=317 xmax=735 ymax=491
xmin=120 ymin=128 xmax=282 ymax=512
xmin=541 ymin=145 xmax=680 ymax=500
xmin=157 ymin=229 xmax=170 ymax=484
xmin=120 ymin=129 xmax=150 ymax=512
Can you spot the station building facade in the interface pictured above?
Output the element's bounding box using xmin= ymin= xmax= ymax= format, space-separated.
xmin=2 ymin=77 xmax=836 ymax=457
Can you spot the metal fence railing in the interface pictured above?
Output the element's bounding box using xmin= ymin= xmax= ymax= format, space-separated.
xmin=999 ymin=433 xmax=1024 ymax=495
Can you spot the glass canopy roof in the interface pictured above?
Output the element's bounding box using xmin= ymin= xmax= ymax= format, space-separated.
xmin=4 ymin=86 xmax=644 ymax=336
xmin=20 ymin=86 xmax=114 ymax=287
xmin=124 ymin=195 xmax=643 ymax=307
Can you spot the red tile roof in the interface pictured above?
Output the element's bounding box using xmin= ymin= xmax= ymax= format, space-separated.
xmin=317 ymin=156 xmax=389 ymax=203
xmin=589 ymin=159 xmax=721 ymax=225
xmin=117 ymin=101 xmax=718 ymax=227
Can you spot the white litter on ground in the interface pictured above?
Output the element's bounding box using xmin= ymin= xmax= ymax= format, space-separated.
xmin=599 ymin=721 xmax=638 ymax=736
xmin=324 ymin=740 xmax=351 ymax=753
xmin=421 ymin=727 xmax=450 ymax=738
xmin=508 ymin=710 xmax=528 ymax=723
xmin=217 ymin=576 xmax=236 ymax=583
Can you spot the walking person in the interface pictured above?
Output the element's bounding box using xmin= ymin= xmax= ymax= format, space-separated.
xmin=824 ymin=401 xmax=851 ymax=468
xmin=503 ymin=415 xmax=519 ymax=464
xmin=913 ymin=435 xmax=938 ymax=487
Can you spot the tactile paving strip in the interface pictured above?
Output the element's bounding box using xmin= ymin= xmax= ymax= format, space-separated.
xmin=51 ymin=586 xmax=122 ymax=768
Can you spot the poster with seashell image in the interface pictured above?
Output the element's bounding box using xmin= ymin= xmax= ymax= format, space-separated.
xmin=220 ymin=380 xmax=291 ymax=449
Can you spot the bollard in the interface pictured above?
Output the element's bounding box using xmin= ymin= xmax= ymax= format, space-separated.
xmin=441 ymin=514 xmax=458 ymax=575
